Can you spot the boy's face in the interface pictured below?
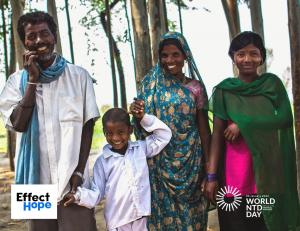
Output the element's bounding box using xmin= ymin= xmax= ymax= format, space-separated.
xmin=104 ymin=121 xmax=133 ymax=155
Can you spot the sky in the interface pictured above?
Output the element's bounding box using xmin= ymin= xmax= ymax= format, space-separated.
xmin=0 ymin=0 xmax=292 ymax=106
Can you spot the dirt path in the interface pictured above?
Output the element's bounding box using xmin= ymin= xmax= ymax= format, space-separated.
xmin=0 ymin=153 xmax=219 ymax=231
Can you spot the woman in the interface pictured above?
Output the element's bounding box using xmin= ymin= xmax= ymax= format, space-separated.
xmin=133 ymin=32 xmax=211 ymax=230
xmin=205 ymin=31 xmax=300 ymax=231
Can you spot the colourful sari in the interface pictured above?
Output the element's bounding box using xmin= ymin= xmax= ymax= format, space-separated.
xmin=134 ymin=32 xmax=208 ymax=231
xmin=209 ymin=73 xmax=300 ymax=231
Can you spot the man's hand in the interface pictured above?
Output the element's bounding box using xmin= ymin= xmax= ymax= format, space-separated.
xmin=130 ymin=98 xmax=145 ymax=119
xmin=63 ymin=192 xmax=76 ymax=207
xmin=23 ymin=50 xmax=40 ymax=82
xmin=224 ymin=122 xmax=240 ymax=142
xmin=69 ymin=174 xmax=83 ymax=195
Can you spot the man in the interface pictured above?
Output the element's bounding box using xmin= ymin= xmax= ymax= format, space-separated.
xmin=0 ymin=11 xmax=99 ymax=231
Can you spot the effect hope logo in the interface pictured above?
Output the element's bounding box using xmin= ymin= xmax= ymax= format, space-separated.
xmin=11 ymin=184 xmax=57 ymax=219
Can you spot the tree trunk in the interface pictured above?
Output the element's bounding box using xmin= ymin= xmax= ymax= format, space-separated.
xmin=1 ymin=1 xmax=8 ymax=78
xmin=249 ymin=0 xmax=266 ymax=73
xmin=221 ymin=0 xmax=241 ymax=75
xmin=148 ymin=0 xmax=168 ymax=65
xmin=9 ymin=21 xmax=16 ymax=171
xmin=130 ymin=0 xmax=152 ymax=86
xmin=177 ymin=0 xmax=183 ymax=34
xmin=221 ymin=0 xmax=241 ymax=40
xmin=65 ymin=0 xmax=75 ymax=63
xmin=103 ymin=0 xmax=119 ymax=108
xmin=287 ymin=0 xmax=300 ymax=196
xmin=124 ymin=0 xmax=136 ymax=85
xmin=47 ymin=0 xmax=63 ymax=55
xmin=2 ymin=1 xmax=15 ymax=171
xmin=10 ymin=0 xmax=25 ymax=68
xmin=8 ymin=0 xmax=24 ymax=171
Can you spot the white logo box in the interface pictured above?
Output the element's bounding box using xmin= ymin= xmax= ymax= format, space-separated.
xmin=11 ymin=184 xmax=57 ymax=219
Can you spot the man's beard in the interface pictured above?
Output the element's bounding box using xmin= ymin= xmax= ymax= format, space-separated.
xmin=37 ymin=52 xmax=55 ymax=62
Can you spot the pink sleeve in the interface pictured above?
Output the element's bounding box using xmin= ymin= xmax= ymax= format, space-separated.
xmin=185 ymin=80 xmax=207 ymax=109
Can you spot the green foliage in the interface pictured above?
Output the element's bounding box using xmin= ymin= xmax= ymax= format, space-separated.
xmin=169 ymin=0 xmax=189 ymax=9
xmin=168 ymin=20 xmax=178 ymax=31
xmin=91 ymin=119 xmax=106 ymax=152
xmin=0 ymin=119 xmax=7 ymax=153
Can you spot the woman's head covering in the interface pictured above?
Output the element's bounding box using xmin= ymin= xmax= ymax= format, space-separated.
xmin=228 ymin=31 xmax=266 ymax=63
xmin=157 ymin=31 xmax=204 ymax=82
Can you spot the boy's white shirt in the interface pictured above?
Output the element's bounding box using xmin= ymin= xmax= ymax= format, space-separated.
xmin=75 ymin=113 xmax=172 ymax=230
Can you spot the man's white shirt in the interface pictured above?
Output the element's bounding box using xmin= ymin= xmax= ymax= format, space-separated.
xmin=0 ymin=63 xmax=100 ymax=200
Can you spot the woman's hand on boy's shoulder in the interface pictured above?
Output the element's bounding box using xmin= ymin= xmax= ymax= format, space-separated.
xmin=130 ymin=99 xmax=145 ymax=119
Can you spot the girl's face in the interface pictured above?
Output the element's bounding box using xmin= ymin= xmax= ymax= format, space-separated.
xmin=104 ymin=121 xmax=133 ymax=155
xmin=233 ymin=43 xmax=262 ymax=77
xmin=160 ymin=44 xmax=185 ymax=76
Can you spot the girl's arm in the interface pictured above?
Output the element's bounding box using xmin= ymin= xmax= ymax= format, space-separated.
xmin=204 ymin=116 xmax=226 ymax=203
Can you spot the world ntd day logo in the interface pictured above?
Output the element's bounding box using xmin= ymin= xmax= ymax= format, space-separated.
xmin=11 ymin=184 xmax=57 ymax=219
xmin=245 ymin=194 xmax=276 ymax=218
xmin=216 ymin=186 xmax=242 ymax=212
xmin=216 ymin=185 xmax=276 ymax=217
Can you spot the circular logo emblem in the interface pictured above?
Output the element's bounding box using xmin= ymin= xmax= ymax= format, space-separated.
xmin=216 ymin=186 xmax=242 ymax=211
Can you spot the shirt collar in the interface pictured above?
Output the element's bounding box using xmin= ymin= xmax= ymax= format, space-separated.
xmin=102 ymin=141 xmax=140 ymax=159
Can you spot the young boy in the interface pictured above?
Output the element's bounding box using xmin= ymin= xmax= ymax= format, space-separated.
xmin=63 ymin=100 xmax=172 ymax=231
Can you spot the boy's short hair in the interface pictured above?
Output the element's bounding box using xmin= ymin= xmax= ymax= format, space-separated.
xmin=17 ymin=11 xmax=57 ymax=44
xmin=102 ymin=108 xmax=131 ymax=129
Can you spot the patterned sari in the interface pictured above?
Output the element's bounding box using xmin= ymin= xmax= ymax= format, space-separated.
xmin=134 ymin=32 xmax=208 ymax=231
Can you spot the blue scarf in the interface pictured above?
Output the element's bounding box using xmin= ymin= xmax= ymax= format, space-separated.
xmin=16 ymin=54 xmax=67 ymax=184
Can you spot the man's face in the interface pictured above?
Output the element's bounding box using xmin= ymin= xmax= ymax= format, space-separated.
xmin=24 ymin=22 xmax=56 ymax=64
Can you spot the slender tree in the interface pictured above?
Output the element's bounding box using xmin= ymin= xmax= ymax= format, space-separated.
xmin=123 ymin=0 xmax=136 ymax=81
xmin=8 ymin=0 xmax=24 ymax=171
xmin=287 ymin=0 xmax=300 ymax=195
xmin=1 ymin=0 xmax=8 ymax=77
xmin=104 ymin=0 xmax=118 ymax=107
xmin=80 ymin=0 xmax=128 ymax=108
xmin=10 ymin=0 xmax=25 ymax=68
xmin=177 ymin=0 xmax=183 ymax=34
xmin=130 ymin=0 xmax=152 ymax=86
xmin=247 ymin=0 xmax=266 ymax=73
xmin=148 ymin=0 xmax=168 ymax=65
xmin=1 ymin=0 xmax=14 ymax=171
xmin=65 ymin=0 xmax=75 ymax=63
xmin=221 ymin=0 xmax=241 ymax=75
xmin=100 ymin=0 xmax=127 ymax=109
xmin=221 ymin=0 xmax=241 ymax=40
xmin=47 ymin=0 xmax=63 ymax=55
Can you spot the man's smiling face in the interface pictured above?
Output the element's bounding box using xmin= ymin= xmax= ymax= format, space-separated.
xmin=24 ymin=22 xmax=56 ymax=65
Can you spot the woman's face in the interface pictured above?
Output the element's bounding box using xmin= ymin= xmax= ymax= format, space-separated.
xmin=233 ymin=43 xmax=262 ymax=77
xmin=160 ymin=44 xmax=185 ymax=76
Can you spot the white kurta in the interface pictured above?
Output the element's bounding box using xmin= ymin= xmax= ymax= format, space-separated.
xmin=75 ymin=114 xmax=172 ymax=230
xmin=0 ymin=63 xmax=100 ymax=201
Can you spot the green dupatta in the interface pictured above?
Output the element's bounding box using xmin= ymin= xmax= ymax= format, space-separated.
xmin=209 ymin=73 xmax=300 ymax=231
